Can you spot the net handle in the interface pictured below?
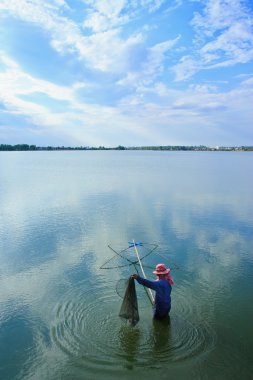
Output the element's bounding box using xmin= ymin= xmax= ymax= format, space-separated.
xmin=132 ymin=239 xmax=154 ymax=304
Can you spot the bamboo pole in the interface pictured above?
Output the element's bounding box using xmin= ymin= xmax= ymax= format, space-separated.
xmin=132 ymin=239 xmax=154 ymax=304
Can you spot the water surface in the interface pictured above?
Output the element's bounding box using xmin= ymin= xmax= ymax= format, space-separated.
xmin=0 ymin=151 xmax=252 ymax=380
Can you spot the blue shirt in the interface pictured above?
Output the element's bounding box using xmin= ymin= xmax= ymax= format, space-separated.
xmin=136 ymin=277 xmax=172 ymax=318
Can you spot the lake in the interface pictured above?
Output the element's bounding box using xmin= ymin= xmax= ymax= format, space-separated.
xmin=0 ymin=151 xmax=252 ymax=380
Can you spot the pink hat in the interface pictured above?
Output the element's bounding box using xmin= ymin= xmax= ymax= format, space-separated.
xmin=153 ymin=263 xmax=170 ymax=275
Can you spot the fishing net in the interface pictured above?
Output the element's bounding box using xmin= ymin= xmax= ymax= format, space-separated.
xmin=100 ymin=242 xmax=158 ymax=270
xmin=118 ymin=277 xmax=139 ymax=326
xmin=100 ymin=242 xmax=179 ymax=272
xmin=100 ymin=242 xmax=179 ymax=325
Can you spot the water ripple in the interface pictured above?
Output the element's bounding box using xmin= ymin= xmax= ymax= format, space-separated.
xmin=51 ymin=281 xmax=122 ymax=363
xmin=50 ymin=278 xmax=216 ymax=373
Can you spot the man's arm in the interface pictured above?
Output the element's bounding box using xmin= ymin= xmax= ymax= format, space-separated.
xmin=132 ymin=274 xmax=159 ymax=291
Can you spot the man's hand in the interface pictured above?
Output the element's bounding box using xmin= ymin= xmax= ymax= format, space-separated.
xmin=132 ymin=274 xmax=139 ymax=280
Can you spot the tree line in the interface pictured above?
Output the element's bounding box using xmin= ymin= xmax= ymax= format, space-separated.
xmin=0 ymin=144 xmax=252 ymax=151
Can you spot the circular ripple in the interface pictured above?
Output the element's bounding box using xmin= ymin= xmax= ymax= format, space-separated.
xmin=50 ymin=283 xmax=132 ymax=372
xmin=168 ymin=315 xmax=216 ymax=362
xmin=50 ymin=277 xmax=216 ymax=373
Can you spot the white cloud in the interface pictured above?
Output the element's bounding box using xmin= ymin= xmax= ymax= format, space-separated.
xmin=77 ymin=30 xmax=144 ymax=73
xmin=0 ymin=0 xmax=83 ymax=59
xmin=0 ymin=0 xmax=253 ymax=145
xmin=82 ymin=0 xmax=171 ymax=33
xmin=85 ymin=0 xmax=127 ymax=17
xmin=146 ymin=36 xmax=180 ymax=71
xmin=172 ymin=0 xmax=253 ymax=81
xmin=83 ymin=0 xmax=129 ymax=32
xmin=0 ymin=0 xmax=164 ymax=77
xmin=139 ymin=0 xmax=166 ymax=12
xmin=191 ymin=0 xmax=249 ymax=37
xmin=172 ymin=55 xmax=201 ymax=82
xmin=0 ymin=53 xmax=78 ymax=102
xmin=0 ymin=52 xmax=155 ymax=146
xmin=1 ymin=45 xmax=253 ymax=147
xmin=84 ymin=11 xmax=116 ymax=32
xmin=202 ymin=20 xmax=253 ymax=65
xmin=117 ymin=36 xmax=180 ymax=86
xmin=0 ymin=0 xmax=180 ymax=79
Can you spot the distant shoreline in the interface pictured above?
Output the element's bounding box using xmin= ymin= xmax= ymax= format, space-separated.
xmin=0 ymin=144 xmax=252 ymax=152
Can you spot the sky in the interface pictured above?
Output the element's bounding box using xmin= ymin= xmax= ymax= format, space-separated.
xmin=0 ymin=0 xmax=253 ymax=147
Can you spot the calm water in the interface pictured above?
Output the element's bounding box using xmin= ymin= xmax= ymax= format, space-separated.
xmin=0 ymin=151 xmax=252 ymax=380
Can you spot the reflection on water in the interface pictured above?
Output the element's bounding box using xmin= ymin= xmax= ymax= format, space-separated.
xmin=119 ymin=326 xmax=140 ymax=370
xmin=151 ymin=316 xmax=171 ymax=360
xmin=0 ymin=151 xmax=253 ymax=380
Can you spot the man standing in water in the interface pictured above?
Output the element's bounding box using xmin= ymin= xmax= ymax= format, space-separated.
xmin=132 ymin=263 xmax=173 ymax=319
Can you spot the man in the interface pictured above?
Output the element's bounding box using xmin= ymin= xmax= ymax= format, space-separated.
xmin=132 ymin=263 xmax=173 ymax=319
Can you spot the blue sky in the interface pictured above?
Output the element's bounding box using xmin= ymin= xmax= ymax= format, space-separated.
xmin=0 ymin=0 xmax=253 ymax=147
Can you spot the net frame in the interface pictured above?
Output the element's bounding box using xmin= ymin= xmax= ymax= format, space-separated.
xmin=100 ymin=243 xmax=159 ymax=270
xmin=101 ymin=242 xmax=179 ymax=308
